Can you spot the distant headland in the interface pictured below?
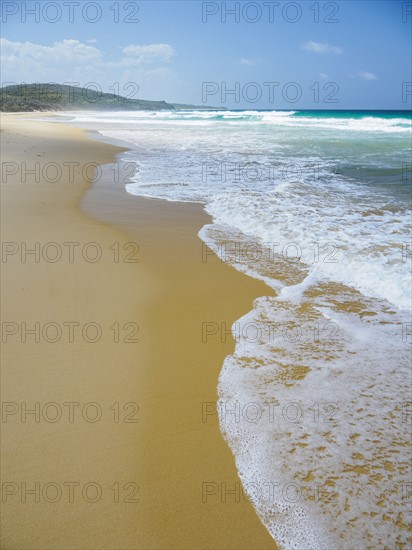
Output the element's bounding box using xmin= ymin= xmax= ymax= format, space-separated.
xmin=0 ymin=83 xmax=226 ymax=112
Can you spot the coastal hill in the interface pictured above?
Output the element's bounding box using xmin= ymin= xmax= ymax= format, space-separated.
xmin=0 ymin=83 xmax=224 ymax=112
xmin=172 ymin=102 xmax=225 ymax=110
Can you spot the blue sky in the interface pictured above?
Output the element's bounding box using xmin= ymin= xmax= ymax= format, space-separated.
xmin=1 ymin=0 xmax=411 ymax=109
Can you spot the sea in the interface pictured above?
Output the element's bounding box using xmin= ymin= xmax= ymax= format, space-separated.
xmin=59 ymin=109 xmax=411 ymax=549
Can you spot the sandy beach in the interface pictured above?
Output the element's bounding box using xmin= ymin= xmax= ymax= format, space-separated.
xmin=1 ymin=115 xmax=277 ymax=549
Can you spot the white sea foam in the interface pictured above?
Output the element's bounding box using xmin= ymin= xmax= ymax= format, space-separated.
xmin=52 ymin=109 xmax=411 ymax=132
xmin=216 ymin=294 xmax=411 ymax=549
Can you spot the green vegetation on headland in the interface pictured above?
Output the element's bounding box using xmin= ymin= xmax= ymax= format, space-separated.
xmin=172 ymin=103 xmax=226 ymax=110
xmin=0 ymin=83 xmax=225 ymax=112
xmin=0 ymin=83 xmax=175 ymax=112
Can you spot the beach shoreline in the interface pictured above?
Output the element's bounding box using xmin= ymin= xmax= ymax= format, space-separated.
xmin=1 ymin=113 xmax=277 ymax=549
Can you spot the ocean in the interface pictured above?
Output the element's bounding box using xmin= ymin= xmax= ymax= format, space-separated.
xmin=63 ymin=109 xmax=411 ymax=549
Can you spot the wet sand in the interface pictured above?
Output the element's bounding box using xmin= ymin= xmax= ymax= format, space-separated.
xmin=1 ymin=115 xmax=277 ymax=549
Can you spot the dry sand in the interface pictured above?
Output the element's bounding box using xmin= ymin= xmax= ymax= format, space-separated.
xmin=1 ymin=115 xmax=277 ymax=549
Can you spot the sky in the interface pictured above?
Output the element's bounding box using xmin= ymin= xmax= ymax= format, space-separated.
xmin=1 ymin=0 xmax=411 ymax=109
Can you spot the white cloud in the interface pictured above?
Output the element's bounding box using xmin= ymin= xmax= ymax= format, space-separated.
xmin=121 ymin=43 xmax=176 ymax=64
xmin=0 ymin=38 xmax=104 ymax=85
xmin=0 ymin=39 xmax=176 ymax=70
xmin=318 ymin=72 xmax=329 ymax=80
xmin=239 ymin=57 xmax=260 ymax=66
xmin=303 ymin=41 xmax=343 ymax=54
xmin=356 ymin=70 xmax=378 ymax=81
xmin=0 ymin=38 xmax=178 ymax=100
xmin=0 ymin=38 xmax=102 ymax=64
